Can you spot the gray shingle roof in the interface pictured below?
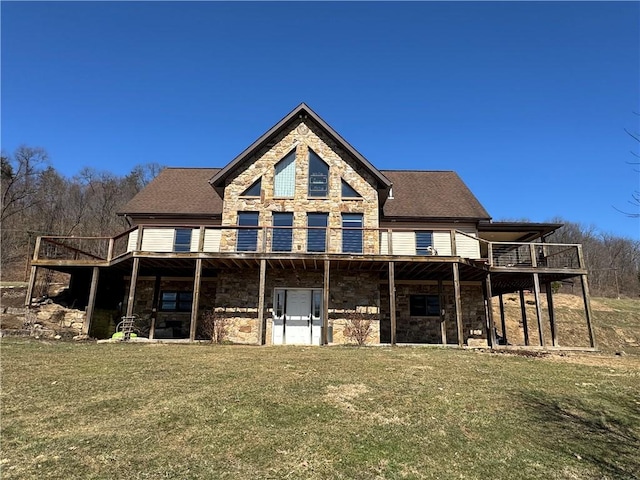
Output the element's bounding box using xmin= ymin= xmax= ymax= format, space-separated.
xmin=120 ymin=168 xmax=222 ymax=216
xmin=381 ymin=170 xmax=490 ymax=220
xmin=120 ymin=168 xmax=490 ymax=221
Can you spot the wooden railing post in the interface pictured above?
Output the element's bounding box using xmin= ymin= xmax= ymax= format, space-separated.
xmin=107 ymin=238 xmax=115 ymax=262
xmin=198 ymin=226 xmax=205 ymax=253
xmin=387 ymin=228 xmax=393 ymax=255
xmin=487 ymin=243 xmax=494 ymax=266
xmin=33 ymin=237 xmax=42 ymax=261
xmin=135 ymin=227 xmax=144 ymax=251
xmin=450 ymin=230 xmax=457 ymax=256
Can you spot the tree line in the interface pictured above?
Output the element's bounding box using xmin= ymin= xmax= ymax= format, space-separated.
xmin=2 ymin=145 xmax=639 ymax=297
xmin=1 ymin=145 xmax=162 ymax=279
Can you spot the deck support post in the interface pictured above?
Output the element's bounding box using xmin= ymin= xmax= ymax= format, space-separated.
xmin=257 ymin=259 xmax=267 ymax=345
xmin=190 ymin=259 xmax=203 ymax=342
xmin=498 ymin=293 xmax=507 ymax=345
xmin=532 ymin=273 xmax=545 ymax=347
xmin=25 ymin=266 xmax=38 ymax=307
xmin=452 ymin=263 xmax=464 ymax=346
xmin=438 ymin=279 xmax=446 ymax=345
xmin=83 ymin=267 xmax=100 ymax=336
xmin=546 ymin=283 xmax=558 ymax=347
xmin=581 ymin=275 xmax=596 ymax=349
xmin=519 ymin=290 xmax=530 ymax=346
xmin=389 ymin=261 xmax=396 ymax=345
xmin=149 ymin=276 xmax=160 ymax=340
xmin=485 ymin=274 xmax=497 ymax=348
xmin=322 ymin=260 xmax=330 ymax=345
xmin=125 ymin=258 xmax=140 ymax=317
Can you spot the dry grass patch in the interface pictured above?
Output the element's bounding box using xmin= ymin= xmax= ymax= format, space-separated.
xmin=1 ymin=339 xmax=639 ymax=479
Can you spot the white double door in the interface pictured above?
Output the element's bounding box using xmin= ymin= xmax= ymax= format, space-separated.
xmin=272 ymin=289 xmax=322 ymax=345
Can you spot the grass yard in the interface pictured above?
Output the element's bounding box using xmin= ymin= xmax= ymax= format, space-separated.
xmin=1 ymin=340 xmax=639 ymax=480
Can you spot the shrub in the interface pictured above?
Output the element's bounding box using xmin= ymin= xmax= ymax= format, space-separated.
xmin=199 ymin=309 xmax=230 ymax=344
xmin=343 ymin=312 xmax=372 ymax=346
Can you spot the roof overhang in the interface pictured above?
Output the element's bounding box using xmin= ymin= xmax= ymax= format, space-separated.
xmin=477 ymin=221 xmax=563 ymax=243
xmin=209 ymin=103 xmax=393 ymax=201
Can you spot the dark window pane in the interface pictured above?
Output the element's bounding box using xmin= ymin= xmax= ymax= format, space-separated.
xmin=308 ymin=150 xmax=329 ymax=197
xmin=342 ymin=213 xmax=363 ymax=254
xmin=237 ymin=212 xmax=259 ymax=251
xmin=341 ymin=180 xmax=361 ymax=198
xmin=160 ymin=291 xmax=192 ymax=312
xmin=241 ymin=178 xmax=262 ymax=197
xmin=272 ymin=213 xmax=293 ymax=252
xmin=416 ymin=231 xmax=434 ymax=255
xmin=307 ymin=213 xmax=328 ymax=252
xmin=174 ymin=229 xmax=192 ymax=252
xmin=410 ymin=295 xmax=440 ymax=316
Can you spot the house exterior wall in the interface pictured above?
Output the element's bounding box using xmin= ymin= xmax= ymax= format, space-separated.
xmin=218 ymin=120 xmax=380 ymax=254
xmin=380 ymin=282 xmax=487 ymax=345
xmin=213 ymin=268 xmax=381 ymax=345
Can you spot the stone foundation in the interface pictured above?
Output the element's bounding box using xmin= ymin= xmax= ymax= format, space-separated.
xmin=380 ymin=281 xmax=487 ymax=345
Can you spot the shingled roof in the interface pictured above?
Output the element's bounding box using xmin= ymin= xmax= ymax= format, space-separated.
xmin=120 ymin=168 xmax=490 ymax=221
xmin=381 ymin=170 xmax=491 ymax=220
xmin=119 ymin=168 xmax=222 ymax=217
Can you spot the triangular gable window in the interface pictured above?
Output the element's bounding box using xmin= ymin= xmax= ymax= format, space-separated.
xmin=341 ymin=179 xmax=362 ymax=198
xmin=241 ymin=177 xmax=262 ymax=197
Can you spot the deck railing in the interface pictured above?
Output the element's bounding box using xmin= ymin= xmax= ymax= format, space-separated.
xmin=32 ymin=225 xmax=585 ymax=271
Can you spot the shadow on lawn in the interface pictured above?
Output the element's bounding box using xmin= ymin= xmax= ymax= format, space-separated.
xmin=520 ymin=390 xmax=640 ymax=479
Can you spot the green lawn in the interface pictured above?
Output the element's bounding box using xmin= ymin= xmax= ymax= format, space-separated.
xmin=1 ymin=340 xmax=639 ymax=479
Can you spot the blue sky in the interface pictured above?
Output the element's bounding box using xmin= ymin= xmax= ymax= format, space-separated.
xmin=2 ymin=1 xmax=639 ymax=239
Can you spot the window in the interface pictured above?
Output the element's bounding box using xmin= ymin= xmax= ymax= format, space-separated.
xmin=237 ymin=212 xmax=259 ymax=251
xmin=274 ymin=151 xmax=296 ymax=197
xmin=274 ymin=290 xmax=285 ymax=318
xmin=160 ymin=291 xmax=193 ymax=312
xmin=341 ymin=179 xmax=361 ymax=198
xmin=342 ymin=213 xmax=363 ymax=254
xmin=308 ymin=149 xmax=329 ymax=197
xmin=416 ymin=231 xmax=435 ymax=255
xmin=410 ymin=295 xmax=440 ymax=316
xmin=174 ymin=229 xmax=192 ymax=252
xmin=312 ymin=290 xmax=322 ymax=318
xmin=307 ymin=213 xmax=328 ymax=252
xmin=272 ymin=212 xmax=293 ymax=252
xmin=241 ymin=178 xmax=262 ymax=197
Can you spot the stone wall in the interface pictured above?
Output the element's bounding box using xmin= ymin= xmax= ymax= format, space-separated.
xmin=215 ymin=268 xmax=381 ymax=345
xmin=218 ymin=119 xmax=380 ymax=254
xmin=380 ymin=281 xmax=487 ymax=345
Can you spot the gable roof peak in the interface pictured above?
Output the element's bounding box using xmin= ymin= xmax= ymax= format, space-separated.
xmin=209 ymin=103 xmax=392 ymax=195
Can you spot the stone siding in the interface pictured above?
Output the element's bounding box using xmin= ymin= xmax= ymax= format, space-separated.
xmin=380 ymin=281 xmax=487 ymax=345
xmin=219 ymin=119 xmax=380 ymax=254
xmin=215 ymin=268 xmax=381 ymax=345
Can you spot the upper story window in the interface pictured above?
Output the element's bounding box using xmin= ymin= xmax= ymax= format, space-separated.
xmin=341 ymin=179 xmax=361 ymax=198
xmin=237 ymin=212 xmax=259 ymax=252
xmin=342 ymin=213 xmax=363 ymax=254
xmin=274 ymin=151 xmax=296 ymax=198
xmin=307 ymin=212 xmax=328 ymax=253
xmin=241 ymin=178 xmax=262 ymax=197
xmin=308 ymin=149 xmax=329 ymax=197
xmin=174 ymin=229 xmax=192 ymax=252
xmin=272 ymin=212 xmax=293 ymax=252
xmin=416 ymin=231 xmax=437 ymax=255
